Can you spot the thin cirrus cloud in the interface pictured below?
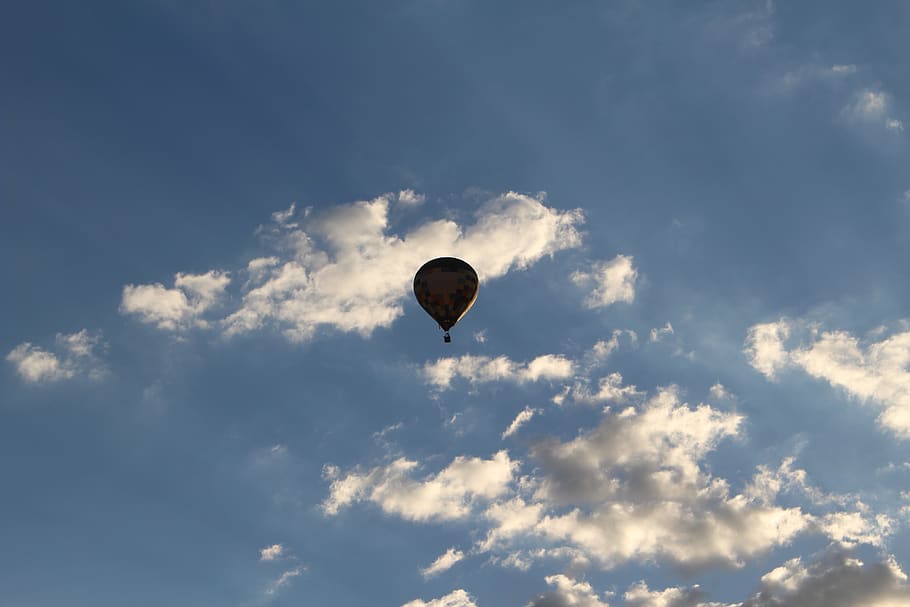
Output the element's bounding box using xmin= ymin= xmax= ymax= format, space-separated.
xmin=6 ymin=329 xmax=107 ymax=384
xmin=745 ymin=319 xmax=910 ymax=437
xmin=572 ymin=255 xmax=639 ymax=309
xmin=121 ymin=191 xmax=585 ymax=342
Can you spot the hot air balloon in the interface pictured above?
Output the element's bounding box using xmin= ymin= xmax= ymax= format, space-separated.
xmin=413 ymin=257 xmax=479 ymax=343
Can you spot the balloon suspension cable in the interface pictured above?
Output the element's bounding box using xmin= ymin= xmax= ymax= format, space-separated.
xmin=443 ymin=331 xmax=452 ymax=343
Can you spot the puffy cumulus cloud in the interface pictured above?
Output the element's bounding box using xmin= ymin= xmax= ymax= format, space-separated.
xmin=503 ymin=406 xmax=539 ymax=439
xmin=745 ymin=322 xmax=910 ymax=437
xmin=739 ymin=549 xmax=910 ymax=607
xmin=420 ymin=547 xmax=465 ymax=579
xmin=259 ymin=544 xmax=284 ymax=561
xmin=525 ymin=574 xmax=611 ymax=607
xmin=322 ymin=450 xmax=516 ymax=521
xmin=402 ymin=589 xmax=478 ymax=607
xmin=623 ymin=581 xmax=709 ymax=607
xmin=120 ymin=270 xmax=230 ymax=331
xmin=7 ymin=329 xmax=107 ymax=384
xmin=424 ymin=354 xmax=574 ymax=391
xmin=224 ymin=191 xmax=583 ymax=342
xmin=476 ymin=389 xmax=828 ymax=571
xmin=572 ymin=255 xmax=638 ymax=309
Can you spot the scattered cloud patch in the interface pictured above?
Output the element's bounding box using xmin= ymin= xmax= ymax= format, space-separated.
xmin=623 ymin=581 xmax=707 ymax=607
xmin=746 ymin=321 xmax=910 ymax=436
xmin=473 ymin=330 xmax=487 ymax=344
xmin=572 ymin=255 xmax=638 ymax=309
xmin=842 ymin=89 xmax=905 ymax=133
xmin=502 ymin=406 xmax=538 ymax=439
xmin=401 ymin=589 xmax=477 ymax=607
xmin=7 ymin=329 xmax=107 ymax=384
xmin=424 ymin=354 xmax=574 ymax=391
xmin=397 ymin=189 xmax=426 ymax=206
xmin=650 ymin=322 xmax=675 ymax=343
xmin=120 ymin=270 xmax=230 ymax=331
xmin=420 ymin=547 xmax=465 ymax=579
xmin=322 ymin=451 xmax=516 ymax=521
xmin=265 ymin=567 xmax=301 ymax=596
xmin=221 ymin=191 xmax=583 ymax=342
xmin=260 ymin=544 xmax=284 ymax=562
xmin=738 ymin=549 xmax=910 ymax=607
xmin=709 ymin=383 xmax=734 ymax=400
xmin=526 ymin=574 xmax=611 ymax=607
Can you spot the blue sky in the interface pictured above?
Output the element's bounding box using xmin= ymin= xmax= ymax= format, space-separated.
xmin=3 ymin=1 xmax=910 ymax=606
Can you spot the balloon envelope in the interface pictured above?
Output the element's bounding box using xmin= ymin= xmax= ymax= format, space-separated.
xmin=413 ymin=257 xmax=479 ymax=332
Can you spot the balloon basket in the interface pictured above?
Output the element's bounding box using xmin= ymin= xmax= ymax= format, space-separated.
xmin=443 ymin=332 xmax=452 ymax=343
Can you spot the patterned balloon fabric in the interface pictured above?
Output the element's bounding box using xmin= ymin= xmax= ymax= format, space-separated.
xmin=413 ymin=257 xmax=479 ymax=332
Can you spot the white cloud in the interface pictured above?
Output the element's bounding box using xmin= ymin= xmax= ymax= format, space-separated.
xmin=623 ymin=581 xmax=707 ymax=607
xmin=259 ymin=544 xmax=284 ymax=561
xmin=265 ymin=567 xmax=301 ymax=595
xmin=424 ymin=354 xmax=574 ymax=391
xmin=402 ymin=589 xmax=477 ymax=607
xmin=473 ymin=330 xmax=487 ymax=344
xmin=420 ymin=547 xmax=465 ymax=579
xmin=709 ymin=383 xmax=734 ymax=400
xmin=650 ymin=322 xmax=674 ymax=343
xmin=397 ymin=189 xmax=426 ymax=206
xmin=886 ymin=119 xmax=904 ymax=132
xmin=560 ymin=372 xmax=643 ymax=407
xmin=526 ymin=574 xmax=611 ymax=607
xmin=472 ymin=388 xmax=822 ymax=571
xmin=572 ymin=255 xmax=638 ymax=308
xmin=503 ymin=406 xmax=538 ymax=439
xmin=7 ymin=330 xmax=107 ymax=384
xmin=322 ymin=450 xmax=516 ymax=521
xmin=744 ymin=319 xmax=793 ymax=379
xmin=738 ymin=549 xmax=910 ymax=607
xmin=222 ymin=191 xmax=583 ymax=341
xmin=746 ymin=322 xmax=910 ymax=436
xmin=120 ymin=270 xmax=230 ymax=331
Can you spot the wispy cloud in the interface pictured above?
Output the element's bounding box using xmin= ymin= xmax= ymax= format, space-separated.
xmin=265 ymin=567 xmax=301 ymax=596
xmin=502 ymin=406 xmax=538 ymax=439
xmin=420 ymin=547 xmax=465 ymax=579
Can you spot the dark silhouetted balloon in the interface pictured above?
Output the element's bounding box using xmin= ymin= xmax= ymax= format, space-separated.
xmin=413 ymin=257 xmax=479 ymax=343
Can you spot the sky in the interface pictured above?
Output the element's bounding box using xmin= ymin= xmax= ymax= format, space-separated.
xmin=2 ymin=1 xmax=910 ymax=605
